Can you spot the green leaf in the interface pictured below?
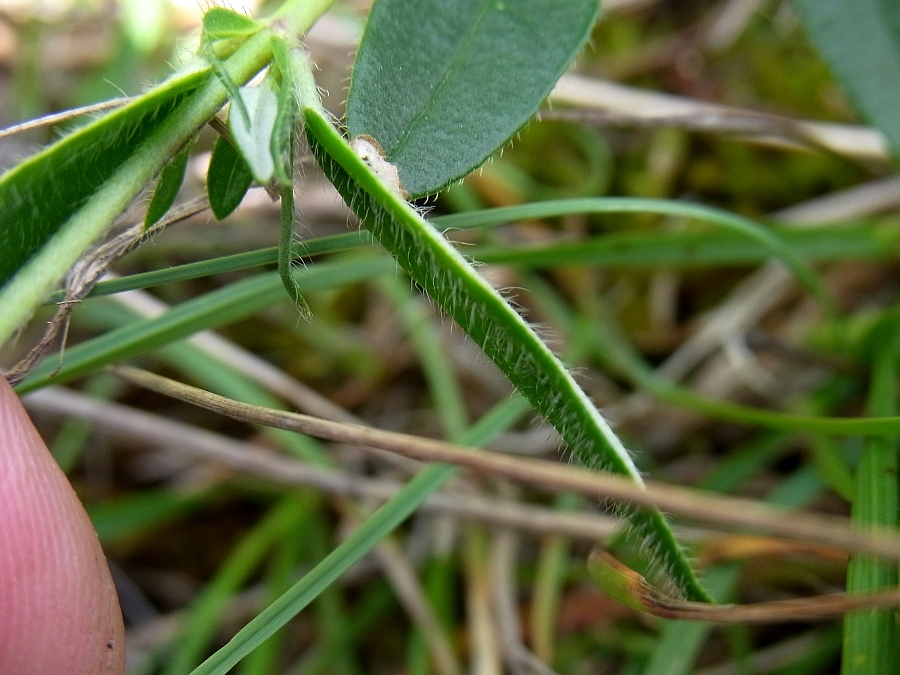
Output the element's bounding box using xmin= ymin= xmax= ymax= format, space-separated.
xmin=15 ymin=257 xmax=394 ymax=395
xmin=346 ymin=0 xmax=600 ymax=198
xmin=790 ymin=0 xmax=900 ymax=156
xmin=202 ymin=7 xmax=263 ymax=42
xmin=304 ymin=104 xmax=712 ymax=602
xmin=207 ymin=134 xmax=254 ymax=220
xmin=145 ymin=143 xmax=191 ymax=228
xmin=190 ymin=467 xmax=451 ymax=675
xmin=0 ymin=68 xmax=208 ymax=287
xmin=229 ymin=80 xmax=279 ymax=184
xmin=170 ymin=498 xmax=308 ymax=675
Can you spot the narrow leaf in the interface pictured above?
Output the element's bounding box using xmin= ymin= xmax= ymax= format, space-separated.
xmin=842 ymin=322 xmax=900 ymax=675
xmin=347 ymin=0 xmax=600 ymax=198
xmin=207 ymin=134 xmax=254 ymax=220
xmin=0 ymin=68 xmax=208 ymax=286
xmin=304 ymin=104 xmax=712 ymax=602
xmin=144 ymin=143 xmax=191 ymax=228
xmin=14 ymin=258 xmax=393 ymax=395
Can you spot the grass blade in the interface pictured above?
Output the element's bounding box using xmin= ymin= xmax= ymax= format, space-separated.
xmin=842 ymin=321 xmax=900 ymax=674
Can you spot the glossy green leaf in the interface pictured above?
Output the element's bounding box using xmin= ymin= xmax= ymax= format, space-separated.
xmin=202 ymin=7 xmax=263 ymax=42
xmin=791 ymin=0 xmax=900 ymax=156
xmin=207 ymin=134 xmax=254 ymax=220
xmin=145 ymin=143 xmax=190 ymax=228
xmin=346 ymin=0 xmax=600 ymax=198
xmin=229 ymin=81 xmax=279 ymax=184
xmin=0 ymin=68 xmax=208 ymax=287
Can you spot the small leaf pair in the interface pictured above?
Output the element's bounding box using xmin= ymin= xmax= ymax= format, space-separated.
xmin=202 ymin=17 xmax=308 ymax=315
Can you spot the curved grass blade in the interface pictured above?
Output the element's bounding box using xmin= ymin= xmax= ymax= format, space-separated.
xmin=583 ymin=308 xmax=900 ymax=437
xmin=60 ymin=210 xmax=897 ymax=303
xmin=304 ymin=104 xmax=712 ymax=602
xmin=346 ymin=0 xmax=600 ymax=198
xmin=444 ymin=199 xmax=837 ymax=315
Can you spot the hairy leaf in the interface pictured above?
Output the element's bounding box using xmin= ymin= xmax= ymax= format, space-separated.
xmin=0 ymin=68 xmax=208 ymax=286
xmin=229 ymin=81 xmax=279 ymax=184
xmin=347 ymin=0 xmax=600 ymax=198
xmin=202 ymin=7 xmax=263 ymax=42
xmin=305 ymin=104 xmax=711 ymax=602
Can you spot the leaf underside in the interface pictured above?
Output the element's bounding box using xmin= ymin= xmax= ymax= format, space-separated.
xmin=0 ymin=69 xmax=209 ymax=286
xmin=305 ymin=106 xmax=711 ymax=603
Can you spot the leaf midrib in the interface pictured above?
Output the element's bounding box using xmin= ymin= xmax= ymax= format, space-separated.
xmin=387 ymin=0 xmax=492 ymax=161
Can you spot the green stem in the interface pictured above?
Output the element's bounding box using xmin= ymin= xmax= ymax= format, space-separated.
xmin=268 ymin=0 xmax=336 ymax=35
xmin=277 ymin=138 xmax=310 ymax=316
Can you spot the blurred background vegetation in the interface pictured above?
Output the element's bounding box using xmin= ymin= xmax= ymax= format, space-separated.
xmin=2 ymin=0 xmax=899 ymax=673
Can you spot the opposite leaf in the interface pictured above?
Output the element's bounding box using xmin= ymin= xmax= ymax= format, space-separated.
xmin=347 ymin=0 xmax=600 ymax=198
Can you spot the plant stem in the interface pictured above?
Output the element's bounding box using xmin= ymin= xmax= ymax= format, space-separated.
xmin=268 ymin=0 xmax=336 ymax=35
